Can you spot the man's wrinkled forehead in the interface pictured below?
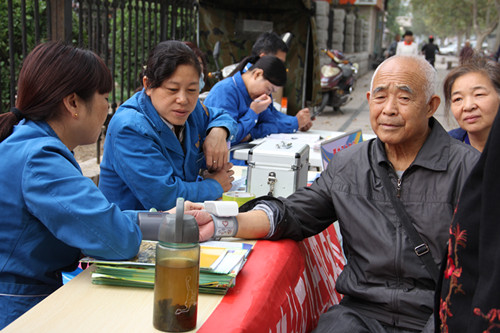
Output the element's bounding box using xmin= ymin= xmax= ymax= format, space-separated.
xmin=370 ymin=62 xmax=424 ymax=94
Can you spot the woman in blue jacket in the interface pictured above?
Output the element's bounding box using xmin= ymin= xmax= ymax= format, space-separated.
xmin=204 ymin=55 xmax=312 ymax=145
xmin=99 ymin=41 xmax=237 ymax=211
xmin=0 ymin=42 xmax=188 ymax=329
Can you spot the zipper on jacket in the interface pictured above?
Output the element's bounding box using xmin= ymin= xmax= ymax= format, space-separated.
xmin=396 ymin=177 xmax=402 ymax=198
xmin=387 ymin=162 xmax=403 ymax=198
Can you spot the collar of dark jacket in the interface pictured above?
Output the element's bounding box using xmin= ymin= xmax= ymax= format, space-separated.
xmin=374 ymin=117 xmax=450 ymax=172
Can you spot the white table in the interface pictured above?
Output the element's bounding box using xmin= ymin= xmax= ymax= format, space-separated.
xmin=232 ymin=129 xmax=376 ymax=169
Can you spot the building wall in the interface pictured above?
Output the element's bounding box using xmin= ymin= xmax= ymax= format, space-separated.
xmin=313 ymin=0 xmax=384 ymax=76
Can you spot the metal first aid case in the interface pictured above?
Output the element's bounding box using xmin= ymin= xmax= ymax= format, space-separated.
xmin=247 ymin=139 xmax=310 ymax=198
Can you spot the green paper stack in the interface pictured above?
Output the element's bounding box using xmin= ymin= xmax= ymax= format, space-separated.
xmin=81 ymin=240 xmax=253 ymax=295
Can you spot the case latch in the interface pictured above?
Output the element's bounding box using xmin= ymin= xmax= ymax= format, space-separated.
xmin=267 ymin=172 xmax=277 ymax=196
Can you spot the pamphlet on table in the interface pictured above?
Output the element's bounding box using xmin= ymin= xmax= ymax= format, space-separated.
xmin=80 ymin=240 xmax=253 ymax=295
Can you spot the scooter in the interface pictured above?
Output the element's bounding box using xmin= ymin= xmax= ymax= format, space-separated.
xmin=200 ymin=41 xmax=236 ymax=102
xmin=311 ymin=49 xmax=358 ymax=118
xmin=206 ymin=41 xmax=225 ymax=82
xmin=198 ymin=41 xmax=222 ymax=102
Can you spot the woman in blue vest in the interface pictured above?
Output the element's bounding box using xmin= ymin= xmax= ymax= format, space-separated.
xmin=98 ymin=41 xmax=237 ymax=210
xmin=0 ymin=42 xmax=177 ymax=329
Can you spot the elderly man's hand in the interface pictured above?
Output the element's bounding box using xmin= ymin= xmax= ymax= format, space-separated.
xmin=296 ymin=108 xmax=313 ymax=131
xmin=185 ymin=210 xmax=214 ymax=242
xmin=165 ymin=200 xmax=203 ymax=214
xmin=203 ymin=127 xmax=229 ymax=172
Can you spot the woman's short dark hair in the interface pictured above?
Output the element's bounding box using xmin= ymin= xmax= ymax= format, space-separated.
xmin=251 ymin=32 xmax=288 ymax=57
xmin=0 ymin=41 xmax=112 ymax=142
xmin=248 ymin=55 xmax=287 ymax=87
xmin=143 ymin=40 xmax=201 ymax=89
xmin=443 ymin=56 xmax=500 ymax=113
xmin=230 ymin=32 xmax=288 ymax=77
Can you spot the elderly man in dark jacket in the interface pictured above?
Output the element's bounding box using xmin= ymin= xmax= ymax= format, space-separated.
xmin=194 ymin=55 xmax=480 ymax=332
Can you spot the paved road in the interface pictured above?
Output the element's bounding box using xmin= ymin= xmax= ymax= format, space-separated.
xmin=311 ymin=54 xmax=460 ymax=137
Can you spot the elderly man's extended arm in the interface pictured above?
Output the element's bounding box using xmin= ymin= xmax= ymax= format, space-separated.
xmin=222 ymin=165 xmax=337 ymax=241
xmin=239 ymin=171 xmax=336 ymax=241
xmin=193 ymin=164 xmax=337 ymax=242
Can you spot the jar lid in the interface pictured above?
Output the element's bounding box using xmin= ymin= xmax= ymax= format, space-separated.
xmin=158 ymin=198 xmax=199 ymax=244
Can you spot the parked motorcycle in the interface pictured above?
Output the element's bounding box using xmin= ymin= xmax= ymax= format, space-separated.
xmin=198 ymin=41 xmax=221 ymax=102
xmin=311 ymin=49 xmax=358 ymax=118
xmin=200 ymin=41 xmax=239 ymax=102
xmin=207 ymin=41 xmax=225 ymax=82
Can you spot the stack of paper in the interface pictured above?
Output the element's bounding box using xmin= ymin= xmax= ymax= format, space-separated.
xmin=80 ymin=241 xmax=253 ymax=295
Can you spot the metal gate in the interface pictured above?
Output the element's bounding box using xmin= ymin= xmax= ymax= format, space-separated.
xmin=2 ymin=0 xmax=198 ymax=114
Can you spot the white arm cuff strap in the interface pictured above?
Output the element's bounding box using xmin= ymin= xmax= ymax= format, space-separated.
xmin=211 ymin=215 xmax=238 ymax=238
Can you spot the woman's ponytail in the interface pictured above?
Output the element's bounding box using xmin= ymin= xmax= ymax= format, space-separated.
xmin=0 ymin=108 xmax=24 ymax=142
xmin=229 ymin=55 xmax=261 ymax=77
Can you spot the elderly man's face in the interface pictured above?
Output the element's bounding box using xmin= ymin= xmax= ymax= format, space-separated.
xmin=367 ymin=58 xmax=435 ymax=147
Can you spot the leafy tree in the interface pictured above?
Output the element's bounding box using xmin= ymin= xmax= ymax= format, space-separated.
xmin=385 ymin=0 xmax=404 ymax=38
xmin=472 ymin=0 xmax=500 ymax=50
xmin=0 ymin=0 xmax=48 ymax=113
xmin=410 ymin=0 xmax=499 ymax=51
xmin=1 ymin=0 xmax=197 ymax=113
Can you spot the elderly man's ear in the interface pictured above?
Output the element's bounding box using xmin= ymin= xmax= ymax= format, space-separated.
xmin=426 ymin=95 xmax=441 ymax=118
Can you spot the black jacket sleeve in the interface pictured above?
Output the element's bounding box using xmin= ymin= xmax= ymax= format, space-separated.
xmin=240 ymin=166 xmax=338 ymax=241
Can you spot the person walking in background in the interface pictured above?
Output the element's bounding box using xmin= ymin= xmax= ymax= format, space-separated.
xmin=443 ymin=56 xmax=500 ymax=152
xmin=396 ymin=30 xmax=419 ymax=56
xmin=386 ymin=34 xmax=401 ymax=58
xmin=459 ymin=41 xmax=475 ymax=65
xmin=494 ymin=43 xmax=500 ymax=62
xmin=422 ymin=35 xmax=440 ymax=67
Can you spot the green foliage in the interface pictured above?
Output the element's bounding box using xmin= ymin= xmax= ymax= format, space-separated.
xmin=1 ymin=0 xmax=196 ymax=113
xmin=385 ymin=0 xmax=404 ymax=37
xmin=0 ymin=0 xmax=48 ymax=113
xmin=410 ymin=0 xmax=499 ymax=40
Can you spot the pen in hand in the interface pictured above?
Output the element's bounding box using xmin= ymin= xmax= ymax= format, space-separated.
xmin=250 ymin=94 xmax=272 ymax=114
